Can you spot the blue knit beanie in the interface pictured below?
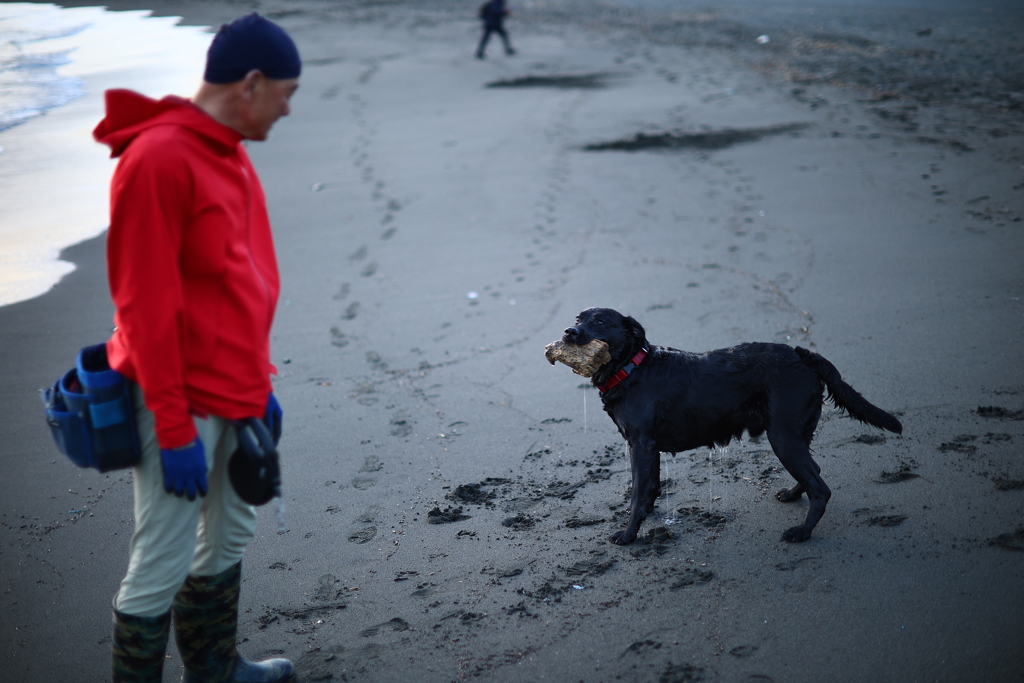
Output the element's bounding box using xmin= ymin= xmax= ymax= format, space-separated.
xmin=204 ymin=13 xmax=301 ymax=84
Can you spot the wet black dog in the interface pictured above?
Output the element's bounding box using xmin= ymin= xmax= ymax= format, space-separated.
xmin=562 ymin=307 xmax=902 ymax=544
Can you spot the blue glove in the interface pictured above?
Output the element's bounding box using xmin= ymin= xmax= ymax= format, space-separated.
xmin=264 ymin=392 xmax=283 ymax=445
xmin=160 ymin=439 xmax=208 ymax=501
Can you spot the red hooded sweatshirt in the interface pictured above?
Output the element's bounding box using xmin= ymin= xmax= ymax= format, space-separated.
xmin=94 ymin=90 xmax=279 ymax=450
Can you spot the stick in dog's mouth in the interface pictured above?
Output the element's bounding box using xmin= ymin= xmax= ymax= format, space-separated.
xmin=544 ymin=339 xmax=612 ymax=377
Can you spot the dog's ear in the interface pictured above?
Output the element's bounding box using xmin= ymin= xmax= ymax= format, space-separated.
xmin=623 ymin=315 xmax=646 ymax=343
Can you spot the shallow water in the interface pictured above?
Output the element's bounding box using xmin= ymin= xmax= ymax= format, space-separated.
xmin=0 ymin=5 xmax=84 ymax=134
xmin=0 ymin=3 xmax=210 ymax=307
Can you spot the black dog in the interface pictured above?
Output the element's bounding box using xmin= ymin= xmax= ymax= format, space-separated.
xmin=562 ymin=307 xmax=902 ymax=544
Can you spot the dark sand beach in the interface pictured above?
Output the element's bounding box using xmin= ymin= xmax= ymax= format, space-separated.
xmin=2 ymin=1 xmax=1023 ymax=681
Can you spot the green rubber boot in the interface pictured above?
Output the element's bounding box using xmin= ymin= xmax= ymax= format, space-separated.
xmin=112 ymin=608 xmax=171 ymax=683
xmin=172 ymin=562 xmax=295 ymax=683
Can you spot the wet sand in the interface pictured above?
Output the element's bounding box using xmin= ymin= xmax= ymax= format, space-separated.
xmin=2 ymin=1 xmax=1023 ymax=681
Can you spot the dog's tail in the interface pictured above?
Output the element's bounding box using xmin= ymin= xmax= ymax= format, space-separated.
xmin=795 ymin=347 xmax=902 ymax=434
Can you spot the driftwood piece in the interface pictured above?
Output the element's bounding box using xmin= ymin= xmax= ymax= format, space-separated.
xmin=544 ymin=339 xmax=611 ymax=378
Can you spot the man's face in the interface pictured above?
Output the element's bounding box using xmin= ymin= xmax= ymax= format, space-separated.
xmin=244 ymin=75 xmax=299 ymax=141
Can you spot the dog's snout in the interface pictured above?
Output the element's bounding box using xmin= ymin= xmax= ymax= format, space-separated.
xmin=564 ymin=326 xmax=580 ymax=338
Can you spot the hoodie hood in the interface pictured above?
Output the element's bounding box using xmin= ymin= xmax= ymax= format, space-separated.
xmin=93 ymin=89 xmax=243 ymax=158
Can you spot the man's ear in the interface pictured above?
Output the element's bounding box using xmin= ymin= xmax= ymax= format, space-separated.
xmin=240 ymin=69 xmax=264 ymax=98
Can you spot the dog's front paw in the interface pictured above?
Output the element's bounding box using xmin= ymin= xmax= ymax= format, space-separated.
xmin=610 ymin=529 xmax=638 ymax=545
xmin=781 ymin=525 xmax=812 ymax=543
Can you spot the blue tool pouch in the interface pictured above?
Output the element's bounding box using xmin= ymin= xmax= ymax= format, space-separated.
xmin=42 ymin=344 xmax=142 ymax=472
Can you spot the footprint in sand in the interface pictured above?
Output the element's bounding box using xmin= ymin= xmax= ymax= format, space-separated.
xmin=330 ymin=327 xmax=348 ymax=348
xmin=358 ymin=618 xmax=410 ymax=638
xmin=851 ymin=509 xmax=909 ymax=532
xmin=990 ymin=527 xmax=1024 ymax=552
xmin=359 ymin=455 xmax=383 ymax=473
xmin=993 ymin=477 xmax=1024 ymax=491
xmin=873 ymin=465 xmax=919 ymax=483
xmin=410 ymin=582 xmax=437 ymax=598
xmin=365 ymin=351 xmax=388 ymax=370
xmin=619 ymin=640 xmax=664 ymax=658
xmin=864 ymin=515 xmax=907 ymax=527
xmin=978 ymin=406 xmax=1024 ymax=420
xmin=356 ymin=505 xmax=380 ymax=524
xmin=481 ymin=557 xmax=535 ymax=578
xmin=352 ymin=382 xmax=379 ymax=406
xmin=314 ymin=574 xmax=342 ymax=602
xmin=348 ymin=527 xmax=377 ymax=544
xmin=352 ymin=476 xmax=377 ymax=490
xmin=389 ymin=413 xmax=413 ymax=437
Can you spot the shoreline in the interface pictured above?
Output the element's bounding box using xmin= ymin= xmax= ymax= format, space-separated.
xmin=2 ymin=1 xmax=1022 ymax=682
xmin=0 ymin=4 xmax=210 ymax=307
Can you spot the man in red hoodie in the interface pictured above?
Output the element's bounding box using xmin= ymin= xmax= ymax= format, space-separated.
xmin=93 ymin=13 xmax=299 ymax=683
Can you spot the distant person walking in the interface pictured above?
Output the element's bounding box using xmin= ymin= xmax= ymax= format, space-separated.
xmin=93 ymin=12 xmax=300 ymax=683
xmin=476 ymin=0 xmax=515 ymax=59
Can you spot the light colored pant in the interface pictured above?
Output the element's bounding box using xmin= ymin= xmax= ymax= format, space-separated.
xmin=114 ymin=386 xmax=257 ymax=617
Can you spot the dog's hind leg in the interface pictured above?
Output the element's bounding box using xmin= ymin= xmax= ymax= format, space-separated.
xmin=775 ymin=460 xmax=820 ymax=502
xmin=767 ymin=432 xmax=830 ymax=542
xmin=611 ymin=437 xmax=659 ymax=545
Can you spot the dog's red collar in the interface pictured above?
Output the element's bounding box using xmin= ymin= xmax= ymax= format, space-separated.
xmin=598 ymin=348 xmax=648 ymax=394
